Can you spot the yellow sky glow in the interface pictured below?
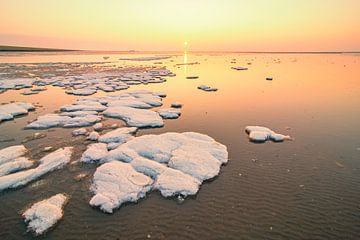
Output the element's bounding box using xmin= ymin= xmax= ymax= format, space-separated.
xmin=0 ymin=0 xmax=359 ymax=51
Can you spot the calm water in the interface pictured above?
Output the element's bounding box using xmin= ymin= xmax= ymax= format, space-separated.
xmin=0 ymin=51 xmax=359 ymax=240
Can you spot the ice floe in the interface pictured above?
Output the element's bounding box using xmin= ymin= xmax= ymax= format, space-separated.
xmin=157 ymin=108 xmax=181 ymax=119
xmin=72 ymin=128 xmax=88 ymax=136
xmin=89 ymin=161 xmax=153 ymax=213
xmin=22 ymin=193 xmax=68 ymax=235
xmin=0 ymin=145 xmax=28 ymax=165
xmin=171 ymin=102 xmax=183 ymax=108
xmin=26 ymin=114 xmax=101 ymax=129
xmin=198 ymin=85 xmax=218 ymax=92
xmin=0 ymin=147 xmax=73 ymax=191
xmin=0 ymin=157 xmax=34 ymax=177
xmin=104 ymin=106 xmax=164 ymax=128
xmin=232 ymin=67 xmax=248 ymax=71
xmin=245 ymin=126 xmax=292 ymax=142
xmin=87 ymin=131 xmax=100 ymax=141
xmin=0 ymin=102 xmax=35 ymax=122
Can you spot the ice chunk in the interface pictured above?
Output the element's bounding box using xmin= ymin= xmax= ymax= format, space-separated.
xmin=157 ymin=108 xmax=181 ymax=119
xmin=0 ymin=145 xmax=27 ymax=165
xmin=198 ymin=85 xmax=218 ymax=92
xmin=80 ymin=143 xmax=108 ymax=163
xmin=104 ymin=106 xmax=164 ymax=128
xmin=245 ymin=126 xmax=292 ymax=143
xmin=72 ymin=128 xmax=88 ymax=136
xmin=22 ymin=193 xmax=68 ymax=235
xmin=89 ymin=161 xmax=153 ymax=213
xmin=98 ymin=127 xmax=137 ymax=144
xmin=87 ymin=131 xmax=100 ymax=141
xmin=171 ymin=102 xmax=183 ymax=108
xmin=0 ymin=102 xmax=35 ymax=122
xmin=26 ymin=114 xmax=101 ymax=129
xmin=93 ymin=123 xmax=103 ymax=131
xmin=0 ymin=147 xmax=73 ymax=191
xmin=60 ymin=103 xmax=106 ymax=112
xmin=0 ymin=157 xmax=33 ymax=177
xmin=231 ymin=67 xmax=248 ymax=71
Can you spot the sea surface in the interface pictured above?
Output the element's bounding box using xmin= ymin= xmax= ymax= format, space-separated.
xmin=0 ymin=51 xmax=359 ymax=240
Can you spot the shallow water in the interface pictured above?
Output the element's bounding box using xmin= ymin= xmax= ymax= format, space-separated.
xmin=0 ymin=51 xmax=360 ymax=240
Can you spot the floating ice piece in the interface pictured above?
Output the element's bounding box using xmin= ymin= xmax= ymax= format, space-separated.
xmin=26 ymin=114 xmax=101 ymax=129
xmin=22 ymin=193 xmax=68 ymax=235
xmin=157 ymin=108 xmax=181 ymax=119
xmin=232 ymin=67 xmax=248 ymax=71
xmin=0 ymin=145 xmax=28 ymax=165
xmin=89 ymin=161 xmax=153 ymax=213
xmin=198 ymin=85 xmax=218 ymax=92
xmin=80 ymin=143 xmax=108 ymax=163
xmin=171 ymin=102 xmax=183 ymax=108
xmin=245 ymin=126 xmax=292 ymax=143
xmin=22 ymin=90 xmax=39 ymax=95
xmin=186 ymin=76 xmax=199 ymax=79
xmin=0 ymin=147 xmax=73 ymax=191
xmin=72 ymin=128 xmax=88 ymax=136
xmin=0 ymin=157 xmax=33 ymax=177
xmin=98 ymin=127 xmax=137 ymax=144
xmin=104 ymin=106 xmax=164 ymax=128
xmin=0 ymin=102 xmax=35 ymax=122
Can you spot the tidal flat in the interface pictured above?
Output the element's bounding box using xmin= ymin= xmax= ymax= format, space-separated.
xmin=0 ymin=51 xmax=359 ymax=239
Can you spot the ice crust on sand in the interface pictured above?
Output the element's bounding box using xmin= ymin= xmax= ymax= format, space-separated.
xmin=0 ymin=145 xmax=28 ymax=165
xmin=89 ymin=161 xmax=153 ymax=213
xmin=104 ymin=106 xmax=164 ymax=128
xmin=245 ymin=126 xmax=292 ymax=142
xmin=157 ymin=108 xmax=181 ymax=119
xmin=0 ymin=102 xmax=35 ymax=122
xmin=0 ymin=147 xmax=73 ymax=191
xmin=23 ymin=193 xmax=68 ymax=235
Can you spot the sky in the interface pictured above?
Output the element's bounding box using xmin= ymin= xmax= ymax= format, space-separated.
xmin=1 ymin=0 xmax=360 ymax=51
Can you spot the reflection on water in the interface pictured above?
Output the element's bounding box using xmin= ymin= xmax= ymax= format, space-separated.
xmin=0 ymin=52 xmax=360 ymax=240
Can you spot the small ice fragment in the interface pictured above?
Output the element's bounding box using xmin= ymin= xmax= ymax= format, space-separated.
xmin=197 ymin=85 xmax=218 ymax=92
xmin=245 ymin=126 xmax=292 ymax=143
xmin=157 ymin=108 xmax=181 ymax=119
xmin=93 ymin=123 xmax=103 ymax=131
xmin=22 ymin=193 xmax=68 ymax=235
xmin=72 ymin=128 xmax=87 ymax=136
xmin=87 ymin=131 xmax=100 ymax=141
xmin=171 ymin=102 xmax=183 ymax=108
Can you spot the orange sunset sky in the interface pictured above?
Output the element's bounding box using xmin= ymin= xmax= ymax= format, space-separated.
xmin=1 ymin=0 xmax=360 ymax=51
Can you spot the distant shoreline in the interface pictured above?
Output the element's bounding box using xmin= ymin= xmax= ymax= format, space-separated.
xmin=0 ymin=45 xmax=77 ymax=52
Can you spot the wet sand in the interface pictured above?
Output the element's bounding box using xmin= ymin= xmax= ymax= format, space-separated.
xmin=0 ymin=52 xmax=360 ymax=239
